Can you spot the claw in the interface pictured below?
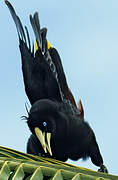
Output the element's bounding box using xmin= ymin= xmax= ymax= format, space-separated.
xmin=98 ymin=164 xmax=108 ymax=173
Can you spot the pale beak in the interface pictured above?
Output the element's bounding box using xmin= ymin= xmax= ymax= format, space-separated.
xmin=46 ymin=133 xmax=52 ymax=156
xmin=34 ymin=127 xmax=52 ymax=156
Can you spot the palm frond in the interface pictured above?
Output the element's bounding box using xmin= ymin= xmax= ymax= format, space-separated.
xmin=0 ymin=146 xmax=117 ymax=179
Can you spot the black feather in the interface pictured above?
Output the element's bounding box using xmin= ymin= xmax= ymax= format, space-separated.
xmin=30 ymin=13 xmax=42 ymax=50
xmin=5 ymin=0 xmax=65 ymax=105
xmin=25 ymin=26 xmax=31 ymax=51
xmin=41 ymin=28 xmax=47 ymax=53
xmin=5 ymin=0 xmax=20 ymax=39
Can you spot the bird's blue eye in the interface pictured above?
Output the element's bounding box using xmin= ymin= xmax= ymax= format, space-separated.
xmin=43 ymin=122 xmax=47 ymax=127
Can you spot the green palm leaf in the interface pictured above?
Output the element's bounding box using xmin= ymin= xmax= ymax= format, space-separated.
xmin=0 ymin=146 xmax=117 ymax=179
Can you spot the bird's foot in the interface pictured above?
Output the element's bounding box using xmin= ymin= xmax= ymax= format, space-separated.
xmin=98 ymin=164 xmax=108 ymax=173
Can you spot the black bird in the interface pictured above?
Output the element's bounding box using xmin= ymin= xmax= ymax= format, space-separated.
xmin=5 ymin=0 xmax=108 ymax=173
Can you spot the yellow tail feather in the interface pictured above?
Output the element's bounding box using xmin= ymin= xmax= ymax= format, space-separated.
xmin=34 ymin=40 xmax=52 ymax=52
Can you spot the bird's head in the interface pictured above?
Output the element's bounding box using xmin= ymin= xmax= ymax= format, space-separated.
xmin=26 ymin=99 xmax=67 ymax=156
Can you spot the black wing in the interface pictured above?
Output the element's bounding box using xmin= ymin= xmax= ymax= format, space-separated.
xmin=5 ymin=0 xmax=63 ymax=104
xmin=48 ymin=47 xmax=85 ymax=119
xmin=48 ymin=47 xmax=76 ymax=106
xmin=29 ymin=12 xmax=78 ymax=108
xmin=5 ymin=0 xmax=84 ymax=118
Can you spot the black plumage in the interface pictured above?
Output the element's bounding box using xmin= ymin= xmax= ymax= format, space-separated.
xmin=5 ymin=0 xmax=75 ymax=106
xmin=5 ymin=0 xmax=108 ymax=173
